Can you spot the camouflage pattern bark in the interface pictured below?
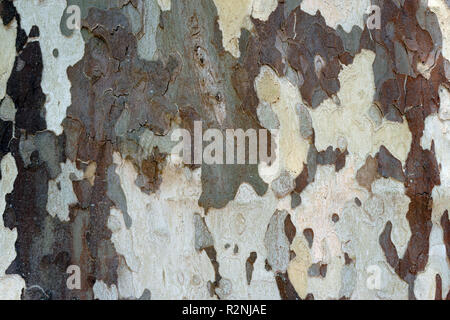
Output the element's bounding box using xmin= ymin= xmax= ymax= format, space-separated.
xmin=0 ymin=0 xmax=448 ymax=300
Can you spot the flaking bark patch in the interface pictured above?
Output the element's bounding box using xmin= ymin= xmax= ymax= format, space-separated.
xmin=2 ymin=0 xmax=450 ymax=300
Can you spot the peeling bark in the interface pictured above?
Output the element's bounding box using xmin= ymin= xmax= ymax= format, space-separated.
xmin=0 ymin=0 xmax=449 ymax=300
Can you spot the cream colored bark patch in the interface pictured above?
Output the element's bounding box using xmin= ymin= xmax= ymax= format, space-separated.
xmin=111 ymin=151 xmax=282 ymax=299
xmin=47 ymin=160 xmax=83 ymax=222
xmin=251 ymin=0 xmax=278 ymax=21
xmin=287 ymin=237 xmax=311 ymax=299
xmin=0 ymin=154 xmax=25 ymax=299
xmin=15 ymin=0 xmax=84 ymax=135
xmin=422 ymin=85 xmax=450 ymax=218
xmin=84 ymin=162 xmax=97 ymax=186
xmin=291 ymin=162 xmax=363 ymax=299
xmin=0 ymin=18 xmax=17 ymax=101
xmin=111 ymin=153 xmax=215 ymax=299
xmin=295 ymin=162 xmax=364 ymax=264
xmin=0 ymin=275 xmax=25 ymax=300
xmin=414 ymin=222 xmax=450 ymax=299
xmin=310 ymin=50 xmax=412 ymax=168
xmin=213 ymin=0 xmax=277 ymax=57
xmin=336 ymin=177 xmax=411 ymax=299
xmin=157 ymin=0 xmax=171 ymax=11
xmin=213 ymin=0 xmax=253 ymax=58
xmin=422 ymin=85 xmax=450 ymax=187
xmin=419 ymin=85 xmax=450 ymax=299
xmin=429 ymin=0 xmax=450 ymax=61
xmin=301 ymin=0 xmax=370 ymax=32
xmin=206 ymin=183 xmax=280 ymax=299
xmin=255 ymin=66 xmax=308 ymax=177
xmin=93 ymin=280 xmax=119 ymax=300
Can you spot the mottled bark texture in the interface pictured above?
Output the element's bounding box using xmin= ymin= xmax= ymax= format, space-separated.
xmin=0 ymin=0 xmax=449 ymax=300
